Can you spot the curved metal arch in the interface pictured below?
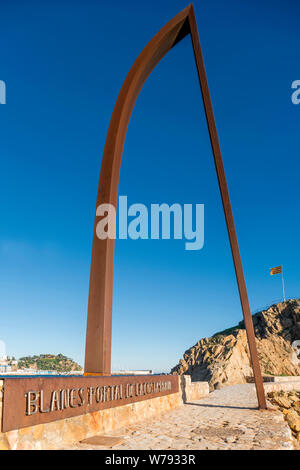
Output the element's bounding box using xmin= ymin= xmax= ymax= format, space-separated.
xmin=84 ymin=4 xmax=267 ymax=409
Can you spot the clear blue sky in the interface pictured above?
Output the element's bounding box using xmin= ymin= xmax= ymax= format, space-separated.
xmin=0 ymin=0 xmax=299 ymax=371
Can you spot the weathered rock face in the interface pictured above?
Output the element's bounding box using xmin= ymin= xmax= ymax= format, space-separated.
xmin=267 ymin=390 xmax=300 ymax=447
xmin=171 ymin=299 xmax=300 ymax=390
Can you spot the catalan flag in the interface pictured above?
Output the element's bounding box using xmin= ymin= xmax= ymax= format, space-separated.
xmin=269 ymin=265 xmax=285 ymax=301
xmin=270 ymin=266 xmax=282 ymax=275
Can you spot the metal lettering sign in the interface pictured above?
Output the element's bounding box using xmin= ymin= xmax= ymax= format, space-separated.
xmin=1 ymin=375 xmax=179 ymax=432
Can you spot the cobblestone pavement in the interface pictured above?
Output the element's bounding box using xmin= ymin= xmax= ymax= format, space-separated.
xmin=67 ymin=384 xmax=295 ymax=450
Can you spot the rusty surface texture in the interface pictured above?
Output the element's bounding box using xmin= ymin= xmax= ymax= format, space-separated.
xmin=1 ymin=375 xmax=179 ymax=432
xmin=84 ymin=3 xmax=267 ymax=409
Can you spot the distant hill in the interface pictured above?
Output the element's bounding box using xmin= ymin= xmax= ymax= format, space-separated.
xmin=171 ymin=299 xmax=300 ymax=390
xmin=18 ymin=354 xmax=82 ymax=372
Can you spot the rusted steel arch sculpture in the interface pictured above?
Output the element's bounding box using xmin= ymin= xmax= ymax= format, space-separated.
xmin=84 ymin=3 xmax=267 ymax=409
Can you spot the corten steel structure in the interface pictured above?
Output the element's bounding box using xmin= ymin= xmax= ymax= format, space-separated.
xmin=84 ymin=4 xmax=267 ymax=409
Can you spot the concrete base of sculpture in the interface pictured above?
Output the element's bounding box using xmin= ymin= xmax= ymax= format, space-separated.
xmin=0 ymin=376 xmax=209 ymax=450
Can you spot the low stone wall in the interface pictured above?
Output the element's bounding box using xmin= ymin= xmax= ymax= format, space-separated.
xmin=247 ymin=376 xmax=300 ymax=384
xmin=180 ymin=375 xmax=209 ymax=403
xmin=3 ymin=393 xmax=183 ymax=450
xmin=264 ymin=381 xmax=300 ymax=393
xmin=0 ymin=376 xmax=209 ymax=450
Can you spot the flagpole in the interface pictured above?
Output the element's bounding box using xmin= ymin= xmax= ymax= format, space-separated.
xmin=281 ymin=265 xmax=286 ymax=302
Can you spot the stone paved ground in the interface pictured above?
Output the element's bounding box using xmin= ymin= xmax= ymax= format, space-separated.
xmin=65 ymin=384 xmax=295 ymax=450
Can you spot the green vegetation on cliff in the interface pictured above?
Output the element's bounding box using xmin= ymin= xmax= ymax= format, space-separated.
xmin=17 ymin=354 xmax=82 ymax=372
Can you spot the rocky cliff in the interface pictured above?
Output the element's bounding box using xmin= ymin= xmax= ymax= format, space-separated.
xmin=171 ymin=299 xmax=300 ymax=390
